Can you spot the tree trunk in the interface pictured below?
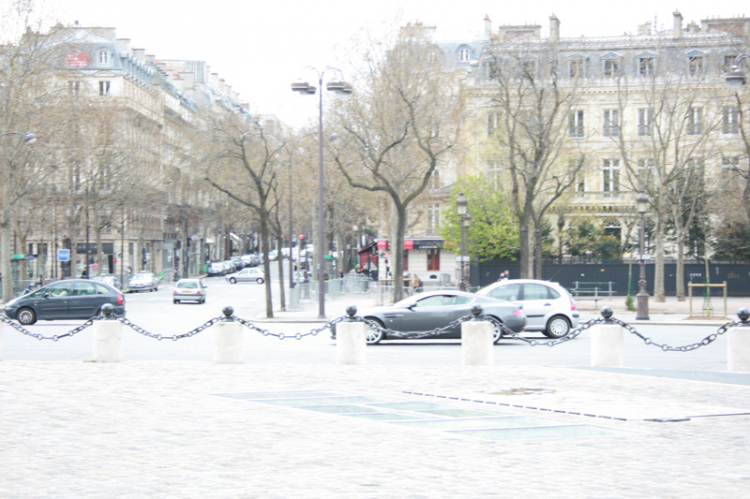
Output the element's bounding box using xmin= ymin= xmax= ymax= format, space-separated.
xmin=276 ymin=234 xmax=285 ymax=311
xmin=1 ymin=223 xmax=12 ymax=302
xmin=259 ymin=213 xmax=273 ymax=318
xmin=653 ymin=216 xmax=666 ymax=302
xmin=392 ymin=205 xmax=407 ymax=303
xmin=676 ymin=237 xmax=685 ymax=301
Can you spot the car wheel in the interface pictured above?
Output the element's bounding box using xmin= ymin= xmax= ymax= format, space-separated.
xmin=364 ymin=318 xmax=385 ymax=345
xmin=256 ymin=278 xmax=264 ymax=284
xmin=544 ymin=315 xmax=571 ymax=339
xmin=489 ymin=318 xmax=505 ymax=344
xmin=201 ymin=297 xmax=206 ymax=304
xmin=229 ymin=277 xmax=237 ymax=284
xmin=17 ymin=308 xmax=37 ymax=326
xmin=174 ymin=299 xmax=179 ymax=304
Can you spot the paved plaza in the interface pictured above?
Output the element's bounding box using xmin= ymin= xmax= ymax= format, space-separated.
xmin=2 ymin=293 xmax=750 ymax=498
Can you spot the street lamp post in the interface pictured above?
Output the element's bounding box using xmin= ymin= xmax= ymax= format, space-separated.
xmin=456 ymin=193 xmax=470 ymax=291
xmin=636 ymin=191 xmax=650 ymax=320
xmin=291 ymin=69 xmax=352 ymax=318
xmin=723 ymin=54 xmax=750 ymax=88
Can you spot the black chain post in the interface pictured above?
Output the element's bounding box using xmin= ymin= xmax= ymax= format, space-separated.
xmin=737 ymin=308 xmax=750 ymax=326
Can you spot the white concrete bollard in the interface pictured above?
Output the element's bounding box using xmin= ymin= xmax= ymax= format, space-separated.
xmin=336 ymin=321 xmax=367 ymax=365
xmin=0 ymin=322 xmax=5 ymax=361
xmin=728 ymin=326 xmax=750 ymax=372
xmin=93 ymin=320 xmax=123 ymax=362
xmin=461 ymin=321 xmax=494 ymax=366
xmin=590 ymin=323 xmax=624 ymax=367
xmin=214 ymin=321 xmax=244 ymax=364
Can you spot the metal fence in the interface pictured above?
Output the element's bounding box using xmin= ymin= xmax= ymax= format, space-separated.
xmin=475 ymin=260 xmax=750 ymax=296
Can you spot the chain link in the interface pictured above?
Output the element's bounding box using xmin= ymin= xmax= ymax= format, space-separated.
xmin=0 ymin=314 xmax=95 ymax=341
xmin=117 ymin=316 xmax=224 ymax=341
xmin=234 ymin=315 xmax=349 ymax=340
xmin=609 ymin=317 xmax=740 ymax=352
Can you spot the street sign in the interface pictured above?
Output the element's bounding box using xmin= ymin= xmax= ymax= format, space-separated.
xmin=455 ymin=256 xmax=471 ymax=262
xmin=57 ymin=249 xmax=70 ymax=262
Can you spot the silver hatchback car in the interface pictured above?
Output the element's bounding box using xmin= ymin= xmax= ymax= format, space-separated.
xmin=173 ymin=278 xmax=207 ymax=304
xmin=476 ymin=279 xmax=579 ymax=338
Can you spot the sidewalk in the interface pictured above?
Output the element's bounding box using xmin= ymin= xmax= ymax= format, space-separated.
xmin=3 ymin=291 xmax=750 ymax=497
xmin=2 ymin=361 xmax=748 ymax=497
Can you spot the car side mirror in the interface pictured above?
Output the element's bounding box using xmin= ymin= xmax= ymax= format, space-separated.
xmin=43 ymin=291 xmax=51 ymax=298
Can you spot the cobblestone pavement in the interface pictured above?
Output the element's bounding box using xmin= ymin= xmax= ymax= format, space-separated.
xmin=2 ymin=360 xmax=749 ymax=498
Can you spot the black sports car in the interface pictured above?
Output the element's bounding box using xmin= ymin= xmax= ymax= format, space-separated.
xmin=343 ymin=290 xmax=527 ymax=344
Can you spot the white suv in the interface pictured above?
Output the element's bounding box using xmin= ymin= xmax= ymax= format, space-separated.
xmin=476 ymin=279 xmax=579 ymax=338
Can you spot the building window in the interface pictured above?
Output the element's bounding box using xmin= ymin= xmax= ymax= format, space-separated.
xmin=688 ymin=56 xmax=704 ymax=75
xmin=638 ymin=57 xmax=654 ymax=76
xmin=602 ymin=159 xmax=620 ymax=194
xmin=687 ymin=107 xmax=702 ymax=135
xmin=723 ymin=106 xmax=740 ymax=134
xmin=427 ymin=248 xmax=440 ymax=271
xmin=487 ymin=111 xmax=500 ymax=135
xmin=69 ymin=81 xmax=80 ymax=96
xmin=427 ymin=204 xmax=440 ymax=233
xmin=722 ymin=155 xmax=741 ymax=171
xmin=486 ymin=59 xmax=500 ymax=79
xmin=572 ymin=161 xmax=585 ymax=197
xmin=569 ymin=110 xmax=584 ymax=137
xmin=99 ymin=80 xmax=110 ymax=96
xmin=98 ymin=50 xmax=109 ymax=65
xmin=637 ymin=108 xmax=652 ymax=136
xmin=603 ymin=109 xmax=620 ymax=137
xmin=637 ymin=158 xmax=653 ymax=189
xmin=486 ymin=160 xmax=502 ymax=190
xmin=429 ymin=167 xmax=440 ymax=190
xmin=603 ymin=59 xmax=620 ymax=77
xmin=723 ymin=55 xmax=737 ymax=72
xmin=458 ymin=47 xmax=471 ymax=63
xmin=569 ymin=59 xmax=585 ymax=78
xmin=521 ymin=60 xmax=537 ymax=78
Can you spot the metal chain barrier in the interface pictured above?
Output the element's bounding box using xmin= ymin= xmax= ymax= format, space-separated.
xmin=118 ymin=315 xmax=224 ymax=341
xmin=234 ymin=314 xmax=350 ymax=340
xmin=3 ymin=303 xmax=747 ymax=351
xmin=0 ymin=314 xmax=94 ymax=341
xmin=609 ymin=317 xmax=741 ymax=352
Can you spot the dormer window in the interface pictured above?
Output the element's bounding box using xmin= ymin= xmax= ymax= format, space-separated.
xmin=458 ymin=46 xmax=471 ymax=63
xmin=638 ymin=56 xmax=654 ymax=76
xmin=602 ymin=53 xmax=622 ymax=78
xmin=98 ymin=50 xmax=109 ymax=65
xmin=687 ymin=50 xmax=705 ymax=76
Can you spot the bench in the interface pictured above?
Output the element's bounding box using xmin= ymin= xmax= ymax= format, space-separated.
xmin=570 ymin=281 xmax=616 ymax=306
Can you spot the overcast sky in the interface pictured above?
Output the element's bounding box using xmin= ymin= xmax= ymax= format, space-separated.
xmin=27 ymin=0 xmax=750 ymax=127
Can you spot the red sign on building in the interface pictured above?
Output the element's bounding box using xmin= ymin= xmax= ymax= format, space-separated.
xmin=66 ymin=52 xmax=89 ymax=67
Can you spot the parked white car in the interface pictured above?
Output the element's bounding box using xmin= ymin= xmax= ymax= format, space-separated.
xmin=225 ymin=267 xmax=266 ymax=284
xmin=475 ymin=279 xmax=579 ymax=338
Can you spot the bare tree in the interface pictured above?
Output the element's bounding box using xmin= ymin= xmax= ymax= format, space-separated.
xmin=203 ymin=115 xmax=284 ymax=318
xmin=481 ymin=41 xmax=589 ymax=279
xmin=611 ymin=48 xmax=721 ymax=302
xmin=331 ymin=25 xmax=462 ymax=301
xmin=0 ymin=3 xmax=68 ymax=299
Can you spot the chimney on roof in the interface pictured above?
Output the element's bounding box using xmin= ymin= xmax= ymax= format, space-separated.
xmin=484 ymin=14 xmax=492 ymax=38
xmin=549 ymin=14 xmax=560 ymax=43
xmin=673 ymin=11 xmax=683 ymax=38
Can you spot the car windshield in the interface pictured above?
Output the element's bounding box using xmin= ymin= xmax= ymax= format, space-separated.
xmin=177 ymin=281 xmax=198 ymax=289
